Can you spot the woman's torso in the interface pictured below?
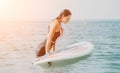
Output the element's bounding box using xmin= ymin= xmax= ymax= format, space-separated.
xmin=48 ymin=20 xmax=61 ymax=43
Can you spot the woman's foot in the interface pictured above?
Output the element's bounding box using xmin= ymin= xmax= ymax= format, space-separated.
xmin=48 ymin=62 xmax=52 ymax=67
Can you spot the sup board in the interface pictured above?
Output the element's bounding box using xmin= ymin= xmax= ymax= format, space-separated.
xmin=33 ymin=42 xmax=94 ymax=67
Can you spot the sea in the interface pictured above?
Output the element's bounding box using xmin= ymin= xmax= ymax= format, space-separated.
xmin=0 ymin=20 xmax=120 ymax=73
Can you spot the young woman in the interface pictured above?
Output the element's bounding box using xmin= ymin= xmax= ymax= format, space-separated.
xmin=36 ymin=9 xmax=72 ymax=58
xmin=46 ymin=9 xmax=72 ymax=55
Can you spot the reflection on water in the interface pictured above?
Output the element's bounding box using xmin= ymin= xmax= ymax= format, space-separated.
xmin=0 ymin=22 xmax=48 ymax=73
xmin=0 ymin=21 xmax=120 ymax=73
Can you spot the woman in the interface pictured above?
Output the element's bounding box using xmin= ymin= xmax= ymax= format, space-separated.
xmin=46 ymin=9 xmax=71 ymax=56
xmin=36 ymin=9 xmax=72 ymax=59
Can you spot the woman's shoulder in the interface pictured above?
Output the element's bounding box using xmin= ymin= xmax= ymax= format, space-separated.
xmin=50 ymin=19 xmax=59 ymax=27
xmin=52 ymin=19 xmax=59 ymax=24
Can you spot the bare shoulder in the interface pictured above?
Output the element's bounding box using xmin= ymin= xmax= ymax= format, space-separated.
xmin=50 ymin=19 xmax=59 ymax=28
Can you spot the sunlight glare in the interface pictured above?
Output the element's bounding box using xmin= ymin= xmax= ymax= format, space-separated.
xmin=0 ymin=0 xmax=10 ymax=10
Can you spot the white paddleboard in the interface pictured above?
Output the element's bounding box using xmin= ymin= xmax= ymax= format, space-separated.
xmin=33 ymin=42 xmax=94 ymax=67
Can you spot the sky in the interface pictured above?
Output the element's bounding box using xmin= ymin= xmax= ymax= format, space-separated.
xmin=0 ymin=0 xmax=120 ymax=21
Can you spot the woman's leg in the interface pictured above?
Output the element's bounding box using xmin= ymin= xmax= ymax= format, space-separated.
xmin=36 ymin=40 xmax=46 ymax=58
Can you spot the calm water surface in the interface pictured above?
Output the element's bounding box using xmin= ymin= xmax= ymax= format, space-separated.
xmin=0 ymin=21 xmax=120 ymax=73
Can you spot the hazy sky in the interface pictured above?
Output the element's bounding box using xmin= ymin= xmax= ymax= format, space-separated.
xmin=0 ymin=0 xmax=120 ymax=21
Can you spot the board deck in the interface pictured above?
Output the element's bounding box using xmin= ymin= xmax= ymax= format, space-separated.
xmin=33 ymin=42 xmax=94 ymax=67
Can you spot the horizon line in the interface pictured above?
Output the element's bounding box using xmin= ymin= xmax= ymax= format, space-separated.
xmin=0 ymin=19 xmax=120 ymax=23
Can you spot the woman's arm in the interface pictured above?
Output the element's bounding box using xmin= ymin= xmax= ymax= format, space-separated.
xmin=45 ymin=20 xmax=58 ymax=54
xmin=60 ymin=27 xmax=64 ymax=37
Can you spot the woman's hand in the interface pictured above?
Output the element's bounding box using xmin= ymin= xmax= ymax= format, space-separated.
xmin=60 ymin=28 xmax=64 ymax=37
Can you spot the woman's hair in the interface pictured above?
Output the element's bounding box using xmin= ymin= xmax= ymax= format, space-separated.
xmin=55 ymin=9 xmax=72 ymax=21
